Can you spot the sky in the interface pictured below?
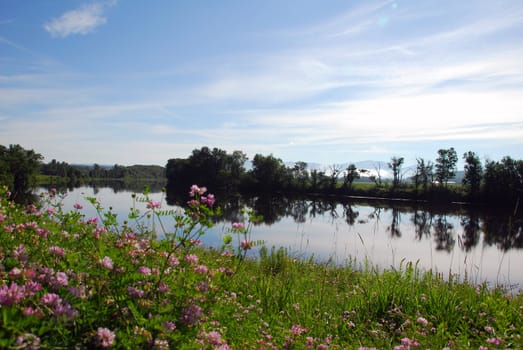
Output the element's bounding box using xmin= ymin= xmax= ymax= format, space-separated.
xmin=1 ymin=0 xmax=522 ymax=168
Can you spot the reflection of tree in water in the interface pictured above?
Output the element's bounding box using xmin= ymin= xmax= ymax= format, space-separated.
xmin=250 ymin=196 xmax=289 ymax=225
xmin=216 ymin=194 xmax=245 ymax=223
xmin=288 ymin=198 xmax=309 ymax=224
xmin=343 ymin=203 xmax=359 ymax=226
xmin=162 ymin=187 xmax=523 ymax=251
xmin=387 ymin=207 xmax=402 ymax=238
xmin=433 ymin=215 xmax=455 ymax=252
xmin=459 ymin=211 xmax=481 ymax=251
xmin=310 ymin=198 xmax=339 ymax=222
xmin=368 ymin=206 xmax=383 ymax=234
xmin=482 ymin=212 xmax=523 ymax=251
xmin=412 ymin=209 xmax=432 ymax=240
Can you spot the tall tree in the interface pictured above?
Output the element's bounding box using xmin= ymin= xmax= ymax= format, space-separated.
xmin=343 ymin=163 xmax=360 ymax=191
xmin=250 ymin=154 xmax=286 ymax=191
xmin=328 ymin=164 xmax=343 ymax=190
xmin=388 ymin=156 xmax=404 ymax=188
xmin=0 ymin=144 xmax=43 ymax=200
xmin=413 ymin=158 xmax=433 ymax=192
xmin=462 ymin=151 xmax=483 ymax=197
xmin=435 ymin=147 xmax=458 ymax=186
xmin=291 ymin=161 xmax=309 ymax=190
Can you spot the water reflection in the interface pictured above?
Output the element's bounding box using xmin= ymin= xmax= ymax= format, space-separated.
xmin=208 ymin=194 xmax=523 ymax=253
xmin=40 ymin=185 xmax=523 ymax=287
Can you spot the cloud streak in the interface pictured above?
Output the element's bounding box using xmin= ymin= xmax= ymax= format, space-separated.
xmin=43 ymin=3 xmax=109 ymax=38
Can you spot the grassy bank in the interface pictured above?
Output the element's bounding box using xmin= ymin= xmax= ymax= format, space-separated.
xmin=0 ymin=185 xmax=521 ymax=349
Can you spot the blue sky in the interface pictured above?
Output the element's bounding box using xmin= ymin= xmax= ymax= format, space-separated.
xmin=1 ymin=0 xmax=522 ymax=167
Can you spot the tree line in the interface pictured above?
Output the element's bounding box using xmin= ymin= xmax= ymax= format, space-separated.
xmin=166 ymin=146 xmax=522 ymax=206
xmin=1 ymin=144 xmax=166 ymax=202
xmin=1 ymin=143 xmax=521 ymax=206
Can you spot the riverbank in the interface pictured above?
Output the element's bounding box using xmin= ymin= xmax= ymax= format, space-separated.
xmin=1 ymin=185 xmax=521 ymax=349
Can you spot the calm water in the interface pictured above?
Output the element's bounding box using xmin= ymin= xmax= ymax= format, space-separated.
xmin=40 ymin=186 xmax=523 ymax=290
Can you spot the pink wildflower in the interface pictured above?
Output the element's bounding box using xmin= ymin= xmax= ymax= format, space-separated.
xmin=290 ymin=324 xmax=308 ymax=336
xmin=232 ymin=222 xmax=244 ymax=230
xmin=486 ymin=337 xmax=503 ymax=346
xmin=54 ymin=272 xmax=69 ymax=287
xmin=417 ymin=316 xmax=429 ymax=326
xmin=162 ymin=321 xmax=176 ymax=332
xmin=240 ymin=239 xmax=253 ymax=250
xmin=40 ymin=293 xmax=61 ymax=306
xmin=127 ymin=286 xmax=145 ymax=298
xmin=206 ymin=331 xmax=223 ymax=346
xmin=189 ymin=184 xmax=207 ymax=197
xmin=49 ymin=246 xmax=66 ymax=257
xmin=87 ymin=217 xmax=98 ymax=225
xmin=137 ymin=266 xmax=152 ymax=276
xmin=73 ymin=203 xmax=83 ymax=210
xmin=96 ymin=327 xmax=116 ymax=348
xmin=201 ymin=194 xmax=215 ymax=206
xmin=146 ymin=200 xmax=161 ymax=209
xmin=16 ymin=333 xmax=41 ymax=349
xmin=100 ymin=256 xmax=114 ymax=270
xmin=215 ymin=345 xmax=232 ymax=350
xmin=185 ymin=254 xmax=199 ymax=264
xmin=180 ymin=304 xmax=203 ymax=325
xmin=194 ymin=265 xmax=209 ymax=274
xmin=0 ymin=282 xmax=26 ymax=306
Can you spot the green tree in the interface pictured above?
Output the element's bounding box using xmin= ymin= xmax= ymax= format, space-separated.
xmin=290 ymin=161 xmax=309 ymax=191
xmin=462 ymin=151 xmax=483 ymax=198
xmin=250 ymin=154 xmax=286 ymax=191
xmin=388 ymin=156 xmax=404 ymax=188
xmin=328 ymin=164 xmax=343 ymax=190
xmin=343 ymin=164 xmax=360 ymax=191
xmin=0 ymin=144 xmax=43 ymax=200
xmin=483 ymin=156 xmax=523 ymax=203
xmin=435 ymin=147 xmax=458 ymax=186
xmin=413 ymin=158 xmax=433 ymax=192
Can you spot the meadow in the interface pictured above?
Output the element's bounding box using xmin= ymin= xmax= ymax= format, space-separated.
xmin=0 ymin=184 xmax=521 ymax=349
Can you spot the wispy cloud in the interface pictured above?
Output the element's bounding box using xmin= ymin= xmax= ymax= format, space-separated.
xmin=43 ymin=3 xmax=110 ymax=38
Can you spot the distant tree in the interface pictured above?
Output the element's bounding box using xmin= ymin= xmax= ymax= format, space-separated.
xmin=328 ymin=164 xmax=343 ymax=190
xmin=343 ymin=164 xmax=360 ymax=191
xmin=310 ymin=169 xmax=321 ymax=191
xmin=291 ymin=161 xmax=309 ymax=190
xmin=483 ymin=156 xmax=523 ymax=203
xmin=370 ymin=162 xmax=383 ymax=187
xmin=250 ymin=154 xmax=286 ymax=191
xmin=0 ymin=144 xmax=43 ymax=200
xmin=413 ymin=158 xmax=433 ymax=192
xmin=435 ymin=147 xmax=458 ymax=186
xmin=388 ymin=156 xmax=404 ymax=188
xmin=462 ymin=151 xmax=483 ymax=197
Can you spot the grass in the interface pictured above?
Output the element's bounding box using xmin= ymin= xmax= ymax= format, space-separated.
xmin=0 ymin=184 xmax=521 ymax=349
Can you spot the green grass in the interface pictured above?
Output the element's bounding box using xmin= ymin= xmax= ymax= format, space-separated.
xmin=0 ymin=185 xmax=521 ymax=349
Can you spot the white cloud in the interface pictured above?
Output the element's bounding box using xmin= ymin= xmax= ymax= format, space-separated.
xmin=44 ymin=3 xmax=108 ymax=38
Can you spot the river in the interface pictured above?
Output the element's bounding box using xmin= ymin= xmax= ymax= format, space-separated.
xmin=39 ymin=185 xmax=523 ymax=291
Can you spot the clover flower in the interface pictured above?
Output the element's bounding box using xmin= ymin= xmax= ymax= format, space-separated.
xmin=96 ymin=327 xmax=116 ymax=348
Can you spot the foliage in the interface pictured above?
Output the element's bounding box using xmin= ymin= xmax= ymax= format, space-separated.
xmin=166 ymin=147 xmax=247 ymax=192
xmin=462 ymin=151 xmax=483 ymax=198
xmin=0 ymin=144 xmax=43 ymax=202
xmin=388 ymin=157 xmax=404 ymax=188
xmin=412 ymin=158 xmax=433 ymax=192
xmin=435 ymin=148 xmax=458 ymax=187
xmin=343 ymin=164 xmax=360 ymax=190
xmin=483 ymin=156 xmax=523 ymax=203
xmin=0 ymin=184 xmax=522 ymax=349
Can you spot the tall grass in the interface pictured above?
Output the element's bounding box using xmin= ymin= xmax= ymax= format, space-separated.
xmin=0 ymin=185 xmax=521 ymax=349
